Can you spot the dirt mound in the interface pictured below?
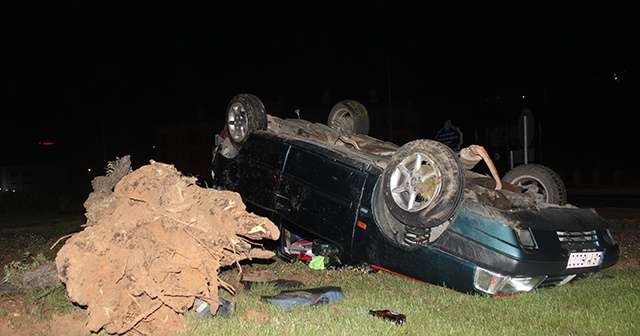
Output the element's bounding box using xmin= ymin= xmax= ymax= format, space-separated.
xmin=55 ymin=157 xmax=279 ymax=335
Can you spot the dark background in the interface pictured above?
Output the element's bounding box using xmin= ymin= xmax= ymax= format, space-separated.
xmin=2 ymin=3 xmax=637 ymax=181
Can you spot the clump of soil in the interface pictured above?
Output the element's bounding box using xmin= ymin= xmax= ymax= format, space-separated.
xmin=55 ymin=157 xmax=279 ymax=335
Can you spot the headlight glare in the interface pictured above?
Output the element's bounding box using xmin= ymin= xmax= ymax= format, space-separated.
xmin=474 ymin=267 xmax=547 ymax=295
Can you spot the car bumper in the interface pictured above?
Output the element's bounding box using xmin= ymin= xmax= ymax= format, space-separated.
xmin=354 ymin=201 xmax=619 ymax=295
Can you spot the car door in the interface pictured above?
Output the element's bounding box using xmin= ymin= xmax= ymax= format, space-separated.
xmin=276 ymin=146 xmax=367 ymax=253
xmin=224 ymin=134 xmax=289 ymax=212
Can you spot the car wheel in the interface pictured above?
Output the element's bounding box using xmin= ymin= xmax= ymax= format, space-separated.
xmin=382 ymin=139 xmax=465 ymax=228
xmin=327 ymin=100 xmax=370 ymax=135
xmin=225 ymin=94 xmax=268 ymax=150
xmin=503 ymin=163 xmax=567 ymax=205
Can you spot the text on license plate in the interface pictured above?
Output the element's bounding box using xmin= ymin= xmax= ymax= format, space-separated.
xmin=566 ymin=251 xmax=604 ymax=269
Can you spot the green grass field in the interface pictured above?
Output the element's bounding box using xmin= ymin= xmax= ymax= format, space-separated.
xmin=1 ymin=208 xmax=639 ymax=335
xmin=194 ymin=208 xmax=640 ymax=335
xmin=188 ymin=259 xmax=639 ymax=336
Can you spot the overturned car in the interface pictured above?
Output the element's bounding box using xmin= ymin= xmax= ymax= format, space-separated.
xmin=211 ymin=93 xmax=618 ymax=296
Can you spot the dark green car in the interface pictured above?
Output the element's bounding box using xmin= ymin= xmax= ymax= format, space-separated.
xmin=211 ymin=93 xmax=619 ymax=296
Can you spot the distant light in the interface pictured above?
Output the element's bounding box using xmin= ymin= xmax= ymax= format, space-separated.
xmin=41 ymin=141 xmax=54 ymax=146
xmin=87 ymin=168 xmax=92 ymax=172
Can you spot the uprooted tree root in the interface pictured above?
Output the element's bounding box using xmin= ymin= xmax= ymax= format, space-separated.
xmin=56 ymin=157 xmax=279 ymax=335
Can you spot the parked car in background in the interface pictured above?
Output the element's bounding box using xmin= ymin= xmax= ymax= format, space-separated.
xmin=211 ymin=93 xmax=619 ymax=296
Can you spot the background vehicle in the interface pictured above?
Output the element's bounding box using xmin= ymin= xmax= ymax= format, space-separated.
xmin=212 ymin=93 xmax=619 ymax=296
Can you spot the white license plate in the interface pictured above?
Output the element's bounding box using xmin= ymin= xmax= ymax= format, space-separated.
xmin=566 ymin=251 xmax=604 ymax=269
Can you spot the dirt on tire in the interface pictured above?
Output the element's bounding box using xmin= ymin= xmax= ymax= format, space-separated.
xmin=55 ymin=157 xmax=279 ymax=335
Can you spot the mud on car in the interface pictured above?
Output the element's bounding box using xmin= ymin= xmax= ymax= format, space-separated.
xmin=211 ymin=93 xmax=619 ymax=296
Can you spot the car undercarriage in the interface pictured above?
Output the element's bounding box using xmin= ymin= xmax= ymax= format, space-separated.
xmin=211 ymin=93 xmax=619 ymax=295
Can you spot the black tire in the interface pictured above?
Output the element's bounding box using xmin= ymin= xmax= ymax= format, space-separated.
xmin=503 ymin=163 xmax=567 ymax=205
xmin=382 ymin=139 xmax=465 ymax=228
xmin=327 ymin=100 xmax=370 ymax=135
xmin=225 ymin=94 xmax=268 ymax=150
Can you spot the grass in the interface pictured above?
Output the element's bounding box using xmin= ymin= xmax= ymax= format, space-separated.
xmin=0 ymin=213 xmax=84 ymax=274
xmin=598 ymin=209 xmax=640 ymax=262
xmin=181 ymin=209 xmax=640 ymax=336
xmin=1 ymin=206 xmax=638 ymax=335
xmin=22 ymin=286 xmax=83 ymax=322
xmin=179 ymin=259 xmax=640 ymax=336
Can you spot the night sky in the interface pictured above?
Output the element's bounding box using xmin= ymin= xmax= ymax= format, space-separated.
xmin=2 ymin=3 xmax=637 ymax=176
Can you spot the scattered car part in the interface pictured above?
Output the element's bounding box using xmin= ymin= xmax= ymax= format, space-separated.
xmin=261 ymin=286 xmax=345 ymax=311
xmin=194 ymin=297 xmax=236 ymax=319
